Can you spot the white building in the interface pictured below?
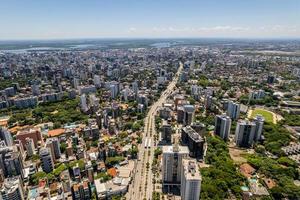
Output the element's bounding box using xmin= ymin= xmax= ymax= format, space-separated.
xmin=181 ymin=159 xmax=201 ymax=200
xmin=0 ymin=176 xmax=25 ymax=200
xmin=80 ymin=94 xmax=88 ymax=112
xmin=235 ymin=120 xmax=256 ymax=148
xmin=214 ymin=114 xmax=231 ymax=141
xmin=227 ymin=101 xmax=240 ymax=120
xmin=253 ymin=115 xmax=265 ymax=141
xmin=25 ymin=137 xmax=35 ymax=157
xmin=162 ymin=144 xmax=189 ymax=185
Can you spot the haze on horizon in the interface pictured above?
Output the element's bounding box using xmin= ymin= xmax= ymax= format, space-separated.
xmin=1 ymin=0 xmax=300 ymax=40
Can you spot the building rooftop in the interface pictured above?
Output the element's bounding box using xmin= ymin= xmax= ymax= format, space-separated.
xmin=182 ymin=126 xmax=204 ymax=143
xmin=162 ymin=144 xmax=189 ymax=154
xmin=182 ymin=159 xmax=201 ymax=180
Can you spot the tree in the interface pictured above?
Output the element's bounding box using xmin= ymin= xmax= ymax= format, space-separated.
xmin=60 ymin=142 xmax=67 ymax=153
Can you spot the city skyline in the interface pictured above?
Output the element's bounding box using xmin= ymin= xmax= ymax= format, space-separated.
xmin=1 ymin=0 xmax=300 ymax=40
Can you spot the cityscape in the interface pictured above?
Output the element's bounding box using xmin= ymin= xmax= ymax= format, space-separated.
xmin=0 ymin=1 xmax=300 ymax=200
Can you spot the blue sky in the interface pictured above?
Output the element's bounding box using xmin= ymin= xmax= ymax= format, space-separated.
xmin=0 ymin=0 xmax=299 ymax=39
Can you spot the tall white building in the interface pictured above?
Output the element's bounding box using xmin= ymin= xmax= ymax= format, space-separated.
xmin=214 ymin=114 xmax=231 ymax=141
xmin=93 ymin=75 xmax=101 ymax=87
xmin=25 ymin=137 xmax=35 ymax=157
xmin=235 ymin=120 xmax=256 ymax=148
xmin=80 ymin=94 xmax=88 ymax=112
xmin=0 ymin=127 xmax=13 ymax=146
xmin=227 ymin=101 xmax=240 ymax=120
xmin=181 ymin=159 xmax=202 ymax=200
xmin=31 ymin=83 xmax=40 ymax=96
xmin=0 ymin=176 xmax=25 ymax=200
xmin=162 ymin=144 xmax=189 ymax=185
xmin=253 ymin=115 xmax=265 ymax=141
xmin=46 ymin=137 xmax=61 ymax=162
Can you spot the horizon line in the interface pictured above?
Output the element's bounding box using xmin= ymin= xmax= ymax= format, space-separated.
xmin=1 ymin=36 xmax=300 ymax=42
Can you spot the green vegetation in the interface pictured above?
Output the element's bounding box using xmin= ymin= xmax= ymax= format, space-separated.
xmin=247 ymin=154 xmax=300 ymax=199
xmin=200 ymin=136 xmax=246 ymax=199
xmin=0 ymin=76 xmax=33 ymax=90
xmin=263 ymin=122 xmax=291 ymax=155
xmin=239 ymin=95 xmax=279 ymax=107
xmin=94 ymin=172 xmax=112 ymax=182
xmin=32 ymin=98 xmax=88 ymax=125
xmin=6 ymin=98 xmax=88 ymax=127
xmin=105 ymin=156 xmax=125 ymax=167
xmin=281 ymin=112 xmax=300 ymax=126
xmin=250 ymin=108 xmax=274 ymax=123
xmin=152 ymin=192 xmax=160 ymax=200
xmin=30 ymin=160 xmax=87 ymax=185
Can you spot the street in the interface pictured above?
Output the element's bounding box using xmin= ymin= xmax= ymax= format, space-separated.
xmin=127 ymin=62 xmax=183 ymax=200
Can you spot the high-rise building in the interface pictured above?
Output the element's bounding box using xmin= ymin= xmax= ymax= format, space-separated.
xmin=183 ymin=105 xmax=195 ymax=126
xmin=132 ymin=81 xmax=139 ymax=95
xmin=162 ymin=144 xmax=189 ymax=186
xmin=93 ymin=75 xmax=101 ymax=87
xmin=40 ymin=148 xmax=54 ymax=173
xmin=214 ymin=114 xmax=232 ymax=141
xmin=46 ymin=137 xmax=61 ymax=162
xmin=205 ymin=95 xmax=213 ymax=110
xmin=181 ymin=159 xmax=202 ymax=200
xmin=71 ymin=181 xmax=91 ymax=200
xmin=73 ymin=77 xmax=80 ymax=89
xmin=95 ymin=111 xmax=102 ymax=129
xmin=181 ymin=126 xmax=205 ymax=158
xmin=160 ymin=120 xmax=172 ymax=144
xmin=177 ymin=106 xmax=185 ymax=123
xmin=0 ymin=127 xmax=14 ymax=146
xmin=3 ymin=151 xmax=24 ymax=178
xmin=0 ymin=176 xmax=25 ymax=200
xmin=80 ymin=94 xmax=88 ymax=112
xmin=31 ymin=83 xmax=40 ymax=96
xmin=25 ymin=138 xmax=35 ymax=157
xmin=235 ymin=120 xmax=256 ymax=148
xmin=227 ymin=101 xmax=240 ymax=120
xmin=267 ymin=74 xmax=275 ymax=84
xmin=253 ymin=115 xmax=265 ymax=141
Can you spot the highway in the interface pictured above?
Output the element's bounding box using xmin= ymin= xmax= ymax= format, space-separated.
xmin=127 ymin=62 xmax=183 ymax=200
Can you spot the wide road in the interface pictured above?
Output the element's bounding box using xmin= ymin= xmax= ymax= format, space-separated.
xmin=126 ymin=62 xmax=183 ymax=200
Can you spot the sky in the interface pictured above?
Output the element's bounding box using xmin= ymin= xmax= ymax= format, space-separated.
xmin=0 ymin=0 xmax=299 ymax=40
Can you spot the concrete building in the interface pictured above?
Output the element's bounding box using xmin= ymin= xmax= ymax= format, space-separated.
xmin=181 ymin=159 xmax=202 ymax=200
xmin=0 ymin=127 xmax=13 ymax=146
xmin=0 ymin=176 xmax=25 ymax=200
xmin=205 ymin=95 xmax=213 ymax=110
xmin=78 ymin=85 xmax=96 ymax=95
xmin=3 ymin=151 xmax=24 ymax=178
xmin=235 ymin=120 xmax=256 ymax=148
xmin=25 ymin=138 xmax=35 ymax=157
xmin=46 ymin=137 xmax=61 ymax=162
xmin=16 ymin=128 xmax=43 ymax=148
xmin=31 ymin=83 xmax=40 ymax=96
xmin=71 ymin=181 xmax=91 ymax=200
xmin=41 ymin=92 xmax=63 ymax=103
xmin=214 ymin=114 xmax=232 ymax=141
xmin=227 ymin=101 xmax=240 ymax=120
xmin=80 ymin=94 xmax=88 ymax=112
xmin=40 ymin=148 xmax=54 ymax=173
xmin=181 ymin=126 xmax=205 ymax=158
xmin=253 ymin=115 xmax=265 ymax=141
xmin=162 ymin=144 xmax=189 ymax=186
xmin=183 ymin=105 xmax=195 ymax=126
xmin=14 ymin=96 xmax=38 ymax=109
xmin=94 ymin=75 xmax=101 ymax=87
xmin=160 ymin=120 xmax=172 ymax=144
